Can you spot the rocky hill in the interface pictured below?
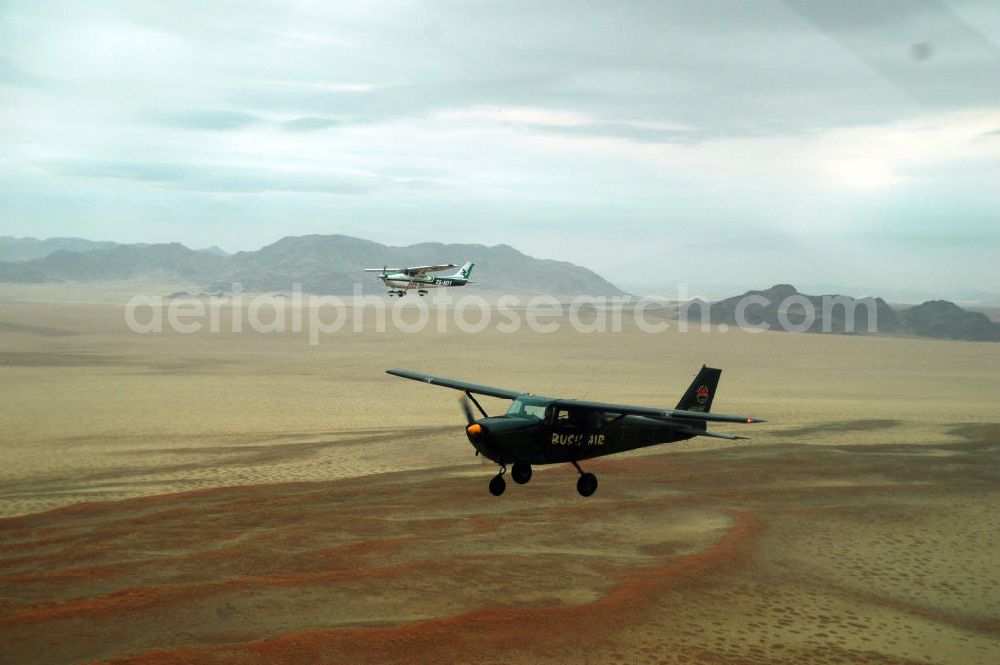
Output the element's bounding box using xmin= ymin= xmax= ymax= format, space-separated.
xmin=901 ymin=300 xmax=1000 ymax=342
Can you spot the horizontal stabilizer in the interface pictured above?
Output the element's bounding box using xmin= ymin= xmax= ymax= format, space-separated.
xmin=554 ymin=398 xmax=764 ymax=424
xmin=667 ymin=409 xmax=765 ymax=424
xmin=672 ymin=425 xmax=749 ymax=440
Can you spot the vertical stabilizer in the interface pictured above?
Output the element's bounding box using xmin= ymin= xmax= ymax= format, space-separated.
xmin=451 ymin=260 xmax=474 ymax=281
xmin=675 ymin=366 xmax=721 ymax=413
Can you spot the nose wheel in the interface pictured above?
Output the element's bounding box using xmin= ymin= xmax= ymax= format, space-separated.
xmin=572 ymin=461 xmax=598 ymax=497
xmin=576 ymin=473 xmax=598 ymax=497
xmin=488 ymin=465 xmax=507 ymax=496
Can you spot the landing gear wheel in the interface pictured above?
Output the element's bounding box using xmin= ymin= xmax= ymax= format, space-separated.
xmin=489 ymin=474 xmax=506 ymax=496
xmin=576 ymin=472 xmax=598 ymax=497
xmin=511 ymin=463 xmax=532 ymax=485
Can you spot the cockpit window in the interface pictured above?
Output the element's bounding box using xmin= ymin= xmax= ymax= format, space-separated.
xmin=506 ymin=396 xmax=549 ymax=420
xmin=553 ymin=408 xmax=603 ymax=430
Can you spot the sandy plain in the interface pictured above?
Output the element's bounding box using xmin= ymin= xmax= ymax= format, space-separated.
xmin=1 ymin=284 xmax=999 ymax=664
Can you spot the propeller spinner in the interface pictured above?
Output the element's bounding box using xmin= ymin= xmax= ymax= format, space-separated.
xmin=460 ymin=393 xmax=486 ymax=442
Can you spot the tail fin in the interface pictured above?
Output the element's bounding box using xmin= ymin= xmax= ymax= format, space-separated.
xmin=451 ymin=260 xmax=474 ymax=281
xmin=675 ymin=365 xmax=721 ymax=413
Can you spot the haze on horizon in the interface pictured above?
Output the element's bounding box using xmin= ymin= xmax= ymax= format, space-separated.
xmin=1 ymin=0 xmax=998 ymax=296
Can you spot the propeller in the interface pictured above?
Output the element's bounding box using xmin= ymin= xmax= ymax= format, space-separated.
xmin=459 ymin=393 xmax=484 ymax=455
xmin=459 ymin=394 xmax=476 ymax=425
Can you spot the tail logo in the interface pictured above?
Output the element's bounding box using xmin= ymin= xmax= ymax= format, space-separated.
xmin=696 ymin=385 xmax=710 ymax=405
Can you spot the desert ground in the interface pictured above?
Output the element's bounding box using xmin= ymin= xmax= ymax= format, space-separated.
xmin=1 ymin=284 xmax=999 ymax=664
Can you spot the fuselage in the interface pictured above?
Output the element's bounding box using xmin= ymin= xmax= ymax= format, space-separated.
xmin=381 ymin=274 xmax=470 ymax=290
xmin=466 ymin=395 xmax=700 ymax=465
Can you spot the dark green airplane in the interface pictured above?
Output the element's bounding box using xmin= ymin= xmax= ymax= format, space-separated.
xmin=387 ymin=366 xmax=765 ymax=497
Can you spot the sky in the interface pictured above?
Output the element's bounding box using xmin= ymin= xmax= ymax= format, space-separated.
xmin=1 ymin=0 xmax=998 ymax=296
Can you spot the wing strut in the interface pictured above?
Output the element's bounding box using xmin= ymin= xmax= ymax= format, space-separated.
xmin=465 ymin=391 xmax=489 ymax=419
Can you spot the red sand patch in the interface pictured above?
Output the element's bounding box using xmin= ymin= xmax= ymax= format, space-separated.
xmin=2 ymin=440 xmax=997 ymax=665
xmin=108 ymin=511 xmax=761 ymax=665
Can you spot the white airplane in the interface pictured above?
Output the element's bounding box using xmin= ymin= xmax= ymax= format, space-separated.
xmin=363 ymin=260 xmax=475 ymax=296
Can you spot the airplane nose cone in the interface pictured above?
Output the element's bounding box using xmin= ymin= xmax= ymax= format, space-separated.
xmin=466 ymin=423 xmax=484 ymax=439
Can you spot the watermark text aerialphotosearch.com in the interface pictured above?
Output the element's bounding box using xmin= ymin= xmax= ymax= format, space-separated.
xmin=125 ymin=283 xmax=880 ymax=345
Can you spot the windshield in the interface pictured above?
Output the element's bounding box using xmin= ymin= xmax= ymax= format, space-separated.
xmin=506 ymin=396 xmax=551 ymax=420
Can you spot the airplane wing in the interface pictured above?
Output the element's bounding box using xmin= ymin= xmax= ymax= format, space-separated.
xmin=550 ymin=398 xmax=765 ymax=424
xmin=400 ymin=264 xmax=457 ymax=277
xmin=386 ymin=369 xmax=524 ymax=400
xmin=386 ymin=370 xmax=765 ymax=423
xmin=363 ymin=268 xmax=401 ymax=272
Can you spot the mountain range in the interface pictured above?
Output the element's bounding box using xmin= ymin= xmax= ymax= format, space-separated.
xmin=2 ymin=237 xmax=995 ymax=341
xmin=0 ymin=234 xmax=626 ymax=296
xmin=702 ymin=284 xmax=999 ymax=342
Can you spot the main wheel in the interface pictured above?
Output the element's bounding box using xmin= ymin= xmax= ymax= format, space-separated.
xmin=576 ymin=472 xmax=598 ymax=497
xmin=488 ymin=474 xmax=506 ymax=496
xmin=511 ymin=463 xmax=532 ymax=485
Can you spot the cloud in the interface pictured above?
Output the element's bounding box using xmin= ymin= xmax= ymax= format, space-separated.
xmin=146 ymin=109 xmax=342 ymax=132
xmin=147 ymin=109 xmax=262 ymax=130
xmin=0 ymin=55 xmax=43 ymax=87
xmin=438 ymin=106 xmax=593 ymax=127
xmin=531 ymin=122 xmax=712 ymax=146
xmin=53 ymin=159 xmax=382 ymax=194
xmin=433 ymin=106 xmax=712 ymax=145
xmin=282 ymin=116 xmax=340 ymax=132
